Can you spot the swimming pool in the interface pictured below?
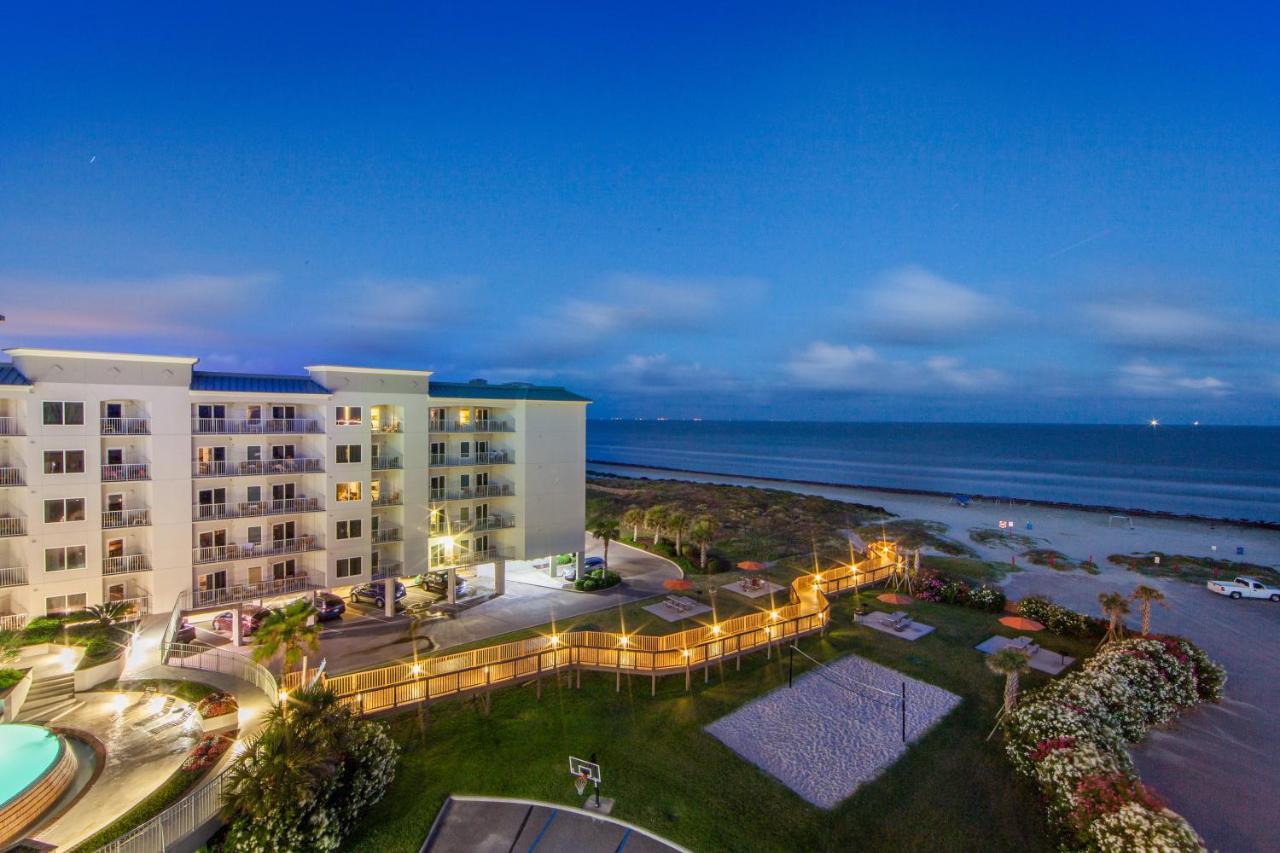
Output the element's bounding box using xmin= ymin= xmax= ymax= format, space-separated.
xmin=0 ymin=724 xmax=63 ymax=807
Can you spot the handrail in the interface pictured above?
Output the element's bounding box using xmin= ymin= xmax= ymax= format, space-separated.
xmin=430 ymin=514 xmax=515 ymax=535
xmin=429 ymin=419 xmax=514 ymax=433
xmin=100 ymin=417 xmax=151 ymax=435
xmin=192 ymin=536 xmax=321 ymax=565
xmin=192 ymin=497 xmax=323 ymax=521
xmin=429 ymin=484 xmax=515 ymax=502
xmin=192 ymin=457 xmax=324 ymax=478
xmin=103 ymin=554 xmax=151 ymax=575
xmin=103 ymin=508 xmax=151 ymax=529
xmin=429 ymin=450 xmax=514 ymax=467
xmin=191 ymin=417 xmax=323 ymax=434
xmin=0 ymin=466 xmax=24 ymax=487
xmin=0 ymin=566 xmax=27 ymax=588
xmin=101 ymin=463 xmax=150 ymax=482
xmin=0 ymin=417 xmax=22 ymax=436
xmin=0 ymin=516 xmax=26 ymax=537
xmin=188 ymin=574 xmax=313 ymax=609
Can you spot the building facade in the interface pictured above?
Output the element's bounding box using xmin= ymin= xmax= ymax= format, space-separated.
xmin=0 ymin=348 xmax=588 ymax=628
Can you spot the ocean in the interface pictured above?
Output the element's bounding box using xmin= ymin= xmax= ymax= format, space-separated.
xmin=586 ymin=421 xmax=1280 ymax=523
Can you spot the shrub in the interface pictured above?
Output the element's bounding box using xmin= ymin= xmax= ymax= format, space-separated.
xmin=967 ymin=585 xmax=1006 ymax=612
xmin=181 ymin=734 xmax=232 ymax=772
xmin=195 ymin=691 xmax=239 ymax=719
xmin=914 ymin=569 xmax=1005 ymax=612
xmin=21 ymin=617 xmax=64 ymax=644
xmin=1018 ymin=596 xmax=1100 ymax=638
xmin=0 ymin=668 xmax=25 ymax=692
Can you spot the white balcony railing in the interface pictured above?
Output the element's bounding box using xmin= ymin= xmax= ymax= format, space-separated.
xmin=429 ymin=484 xmax=515 ymax=502
xmin=0 ymin=516 xmax=26 ymax=538
xmin=192 ymin=457 xmax=324 ymax=478
xmin=371 ymin=560 xmax=402 ymax=580
xmin=371 ymin=421 xmax=403 ymax=434
xmin=371 ymin=492 xmax=403 ymax=508
xmin=189 ymin=573 xmax=312 ymax=609
xmin=372 ymin=527 xmax=403 ymax=544
xmin=0 ymin=466 xmax=23 ymax=487
xmin=192 ymin=497 xmax=323 ymax=521
xmin=103 ymin=508 xmax=152 ymax=529
xmin=191 ymin=417 xmax=323 ymax=435
xmin=429 ymin=514 xmax=516 ymax=536
xmin=371 ymin=456 xmax=403 ymax=471
xmin=0 ymin=566 xmax=27 ymax=588
xmin=100 ymin=417 xmax=151 ymax=435
xmin=432 ymin=546 xmax=513 ymax=568
xmin=192 ymin=535 xmax=322 ymax=565
xmin=0 ymin=418 xmax=22 ymax=436
xmin=101 ymin=462 xmax=150 ymax=482
xmin=103 ymin=554 xmax=152 ymax=575
xmin=428 ymin=419 xmax=514 ymax=433
xmin=429 ymin=450 xmax=513 ymax=467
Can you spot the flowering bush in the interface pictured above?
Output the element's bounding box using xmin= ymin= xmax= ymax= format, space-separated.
xmin=195 ymin=690 xmax=238 ymax=719
xmin=967 ymin=584 xmax=1006 ymax=612
xmin=1002 ymin=634 xmax=1223 ymax=851
xmin=1017 ymin=596 xmax=1101 ymax=638
xmin=180 ymin=734 xmax=232 ymax=772
xmin=912 ymin=569 xmax=1004 ymax=611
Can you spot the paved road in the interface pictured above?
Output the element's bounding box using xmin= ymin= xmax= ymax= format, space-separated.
xmin=424 ymin=797 xmax=684 ymax=853
xmin=1004 ymin=567 xmax=1280 ymax=853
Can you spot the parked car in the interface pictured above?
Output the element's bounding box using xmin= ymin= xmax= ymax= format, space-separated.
xmin=1207 ymin=576 xmax=1280 ymax=601
xmin=562 ymin=555 xmax=606 ymax=582
xmin=350 ymin=580 xmax=407 ymax=609
xmin=314 ymin=592 xmax=347 ymax=621
xmin=418 ymin=570 xmax=470 ymax=598
xmin=173 ymin=619 xmax=197 ymax=643
xmin=211 ymin=607 xmax=271 ymax=636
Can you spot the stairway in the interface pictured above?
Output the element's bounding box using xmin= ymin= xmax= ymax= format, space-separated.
xmin=17 ymin=672 xmax=77 ymax=721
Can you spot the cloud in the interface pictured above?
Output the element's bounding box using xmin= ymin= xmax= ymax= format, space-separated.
xmin=1087 ymin=302 xmax=1278 ymax=353
xmin=1115 ymin=360 xmax=1232 ymax=397
xmin=861 ymin=266 xmax=1016 ymax=344
xmin=602 ymin=353 xmax=743 ymax=395
xmin=784 ymin=341 xmax=1006 ymax=394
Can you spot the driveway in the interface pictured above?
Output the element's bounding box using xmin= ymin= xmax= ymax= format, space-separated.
xmin=424 ymin=796 xmax=684 ymax=853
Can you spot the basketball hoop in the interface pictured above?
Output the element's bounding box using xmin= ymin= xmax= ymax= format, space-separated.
xmin=574 ymin=772 xmax=588 ymax=796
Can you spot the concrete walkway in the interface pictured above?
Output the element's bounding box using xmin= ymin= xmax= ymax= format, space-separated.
xmin=424 ymin=796 xmax=686 ymax=853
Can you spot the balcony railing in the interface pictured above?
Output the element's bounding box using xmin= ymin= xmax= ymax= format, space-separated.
xmin=192 ymin=497 xmax=323 ymax=521
xmin=0 ymin=466 xmax=23 ymax=487
xmin=429 ymin=418 xmax=514 ymax=433
xmin=102 ymin=462 xmax=150 ymax=482
xmin=0 ymin=566 xmax=27 ymax=588
xmin=429 ymin=484 xmax=515 ymax=502
xmin=0 ymin=418 xmax=22 ymax=436
xmin=101 ymin=417 xmax=151 ymax=435
xmin=372 ymin=527 xmax=403 ymax=544
xmin=371 ymin=421 xmax=403 ymax=434
xmin=104 ymin=554 xmax=152 ymax=575
xmin=371 ymin=456 xmax=403 ymax=471
xmin=429 ymin=514 xmax=516 ymax=536
xmin=190 ymin=573 xmax=312 ymax=609
xmin=191 ymin=417 xmax=323 ymax=435
xmin=429 ymin=450 xmax=514 ymax=467
xmin=371 ymin=492 xmax=403 ymax=508
xmin=192 ymin=535 xmax=322 ymax=565
xmin=432 ymin=546 xmax=513 ymax=568
xmin=0 ymin=516 xmax=27 ymax=538
xmin=192 ymin=457 xmax=324 ymax=478
xmin=103 ymin=508 xmax=152 ymax=529
xmin=371 ymin=560 xmax=402 ymax=580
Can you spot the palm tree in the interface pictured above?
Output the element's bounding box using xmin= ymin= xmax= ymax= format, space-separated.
xmin=645 ymin=504 xmax=669 ymax=546
xmin=986 ymin=647 xmax=1032 ymax=715
xmin=84 ymin=600 xmax=131 ymax=626
xmin=1098 ymin=591 xmax=1130 ymax=643
xmin=622 ymin=506 xmax=646 ymax=541
xmin=1130 ymin=584 xmax=1166 ymax=636
xmin=590 ymin=517 xmax=621 ymax=566
xmin=253 ymin=598 xmax=321 ymax=673
xmin=667 ymin=508 xmax=689 ymax=556
xmin=690 ymin=515 xmax=718 ymax=571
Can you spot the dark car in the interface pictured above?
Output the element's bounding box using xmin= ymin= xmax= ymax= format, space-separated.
xmin=418 ymin=570 xmax=470 ymax=598
xmin=350 ymin=580 xmax=406 ymax=609
xmin=314 ymin=592 xmax=346 ymax=621
xmin=211 ymin=607 xmax=271 ymax=636
xmin=173 ymin=619 xmax=197 ymax=643
xmin=564 ymin=555 xmax=606 ymax=581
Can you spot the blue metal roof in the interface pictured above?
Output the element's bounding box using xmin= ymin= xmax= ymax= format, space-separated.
xmin=0 ymin=364 xmax=30 ymax=386
xmin=429 ymin=380 xmax=590 ymax=403
xmin=190 ymin=370 xmax=330 ymax=395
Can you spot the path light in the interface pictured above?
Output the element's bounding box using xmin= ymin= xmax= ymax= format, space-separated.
xmin=682 ymin=649 xmax=691 ymax=658
xmin=279 ymin=688 xmax=289 ymax=704
xmin=410 ymin=663 xmax=422 ymax=676
xmin=711 ymin=624 xmax=721 ymax=635
xmin=549 ymin=634 xmax=560 ymax=646
xmin=618 ymin=635 xmax=629 ymax=647
xmin=770 ymin=610 xmax=779 ymax=621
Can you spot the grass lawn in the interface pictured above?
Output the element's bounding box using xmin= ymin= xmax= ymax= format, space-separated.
xmin=345 ymin=593 xmax=1093 ymax=852
xmin=1020 ymin=548 xmax=1099 ymax=575
xmin=1109 ymin=551 xmax=1280 ymax=585
xmin=922 ymin=555 xmax=1016 ymax=583
xmin=855 ymin=519 xmax=978 ymax=558
xmin=99 ymin=677 xmax=222 ymax=704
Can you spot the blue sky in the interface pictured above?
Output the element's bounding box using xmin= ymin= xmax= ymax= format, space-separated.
xmin=1 ymin=2 xmax=1278 ymax=422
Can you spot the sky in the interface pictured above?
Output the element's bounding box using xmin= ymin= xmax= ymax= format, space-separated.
xmin=1 ymin=2 xmax=1278 ymax=423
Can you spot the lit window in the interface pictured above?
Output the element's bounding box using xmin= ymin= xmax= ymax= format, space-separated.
xmin=336 ymin=481 xmax=362 ymax=502
xmin=335 ymin=406 xmax=362 ymax=426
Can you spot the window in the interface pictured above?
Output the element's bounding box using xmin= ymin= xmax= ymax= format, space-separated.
xmin=272 ymin=559 xmax=298 ymax=580
xmin=457 ymin=408 xmax=471 ymax=426
xmin=45 ymin=593 xmax=88 ymax=615
xmin=43 ymin=450 xmax=86 ymax=474
xmin=336 ymin=519 xmax=363 ymax=540
xmin=247 ymin=445 xmax=262 ymax=462
xmin=43 ymin=401 xmax=85 ymax=425
xmin=45 ymin=545 xmax=87 ymax=572
xmin=44 ymin=498 xmax=86 ymax=523
xmin=336 ymin=556 xmax=362 ymax=578
xmin=335 ymin=406 xmax=362 ymax=426
xmin=336 ymin=481 xmax=362 ymax=502
xmin=246 ymin=486 xmax=262 ymax=503
xmin=336 ymin=444 xmax=362 ymax=463
xmin=248 ymin=526 xmax=263 ymax=545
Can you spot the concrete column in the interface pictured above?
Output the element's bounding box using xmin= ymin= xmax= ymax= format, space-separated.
xmin=576 ymin=551 xmax=586 ymax=577
xmin=383 ymin=575 xmax=395 ymax=618
xmin=548 ymin=555 xmax=557 ymax=579
xmin=447 ymin=567 xmax=457 ymax=605
xmin=231 ymin=602 xmax=243 ymax=647
xmin=494 ymin=559 xmax=506 ymax=597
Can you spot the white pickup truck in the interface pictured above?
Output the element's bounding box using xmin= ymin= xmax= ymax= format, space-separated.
xmin=1206 ymin=576 xmax=1280 ymax=601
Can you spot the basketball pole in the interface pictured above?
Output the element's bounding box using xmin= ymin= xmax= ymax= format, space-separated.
xmin=901 ymin=681 xmax=907 ymax=743
xmin=788 ymin=643 xmax=794 ymax=688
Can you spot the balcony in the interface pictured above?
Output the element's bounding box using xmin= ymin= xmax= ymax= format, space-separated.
xmin=371 ymin=560 xmax=402 ymax=580
xmin=429 ymin=514 xmax=516 ymax=536
xmin=191 ymin=417 xmax=323 ymax=435
xmin=0 ymin=466 xmax=23 ymax=487
xmin=192 ymin=497 xmax=323 ymax=522
xmin=429 ymin=484 xmax=515 ymax=502
xmin=429 ymin=418 xmax=514 ymax=434
xmin=0 ymin=566 xmax=27 ymax=588
xmin=0 ymin=418 xmax=22 ymax=436
xmin=103 ymin=554 xmax=152 ymax=575
xmin=371 ymin=455 xmax=403 ymax=471
xmin=433 ymin=546 xmax=514 ymax=568
xmin=429 ymin=450 xmax=514 ymax=467
xmin=189 ymin=573 xmax=312 ymax=610
xmin=371 ymin=421 xmax=403 ymax=434
xmin=371 ymin=492 xmax=403 ymax=508
xmin=192 ymin=457 xmax=324 ymax=478
xmin=0 ymin=516 xmax=26 ymax=538
xmin=372 ymin=527 xmax=403 ymax=544
xmin=100 ymin=417 xmax=151 ymax=435
xmin=101 ymin=462 xmax=150 ymax=482
xmin=192 ymin=535 xmax=323 ymax=566
xmin=102 ymin=508 xmax=152 ymax=529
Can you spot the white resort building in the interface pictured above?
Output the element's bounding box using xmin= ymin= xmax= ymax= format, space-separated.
xmin=0 ymin=348 xmax=589 ymax=631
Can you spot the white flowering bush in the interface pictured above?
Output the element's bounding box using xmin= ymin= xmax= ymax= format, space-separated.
xmin=1002 ymin=631 xmax=1223 ymax=852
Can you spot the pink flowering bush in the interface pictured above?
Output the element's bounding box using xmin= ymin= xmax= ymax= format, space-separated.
xmin=181 ymin=733 xmax=232 ymax=772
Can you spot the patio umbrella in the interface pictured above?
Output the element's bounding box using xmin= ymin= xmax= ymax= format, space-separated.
xmin=999 ymin=615 xmax=1045 ymax=631
xmin=876 ymin=592 xmax=913 ymax=605
xmin=663 ymin=578 xmax=695 ymax=591
xmin=737 ymin=561 xmax=766 ymax=571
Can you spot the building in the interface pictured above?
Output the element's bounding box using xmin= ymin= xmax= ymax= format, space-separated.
xmin=0 ymin=348 xmax=589 ymax=632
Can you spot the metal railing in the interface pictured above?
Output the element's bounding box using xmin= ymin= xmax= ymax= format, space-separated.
xmin=103 ymin=554 xmax=151 ymax=575
xmin=100 ymin=417 xmax=151 ymax=435
xmin=0 ymin=516 xmax=27 ymax=537
xmin=428 ymin=419 xmax=514 ymax=433
xmin=101 ymin=462 xmax=150 ymax=482
xmin=191 ymin=417 xmax=323 ymax=435
xmin=372 ymin=527 xmax=403 ymax=544
xmin=371 ymin=422 xmax=403 ymax=434
xmin=430 ymin=514 xmax=516 ymax=535
xmin=0 ymin=418 xmax=21 ymax=436
xmin=0 ymin=612 xmax=29 ymax=632
xmin=192 ymin=536 xmax=322 ymax=565
xmin=433 ymin=546 xmax=513 ymax=568
xmin=370 ymin=456 xmax=403 ymax=470
xmin=0 ymin=466 xmax=24 ymax=487
xmin=102 ymin=508 xmax=151 ymax=529
xmin=192 ymin=497 xmax=322 ymax=521
xmin=192 ymin=457 xmax=324 ymax=478
xmin=0 ymin=566 xmax=27 ymax=588
xmin=371 ymin=560 xmax=402 ymax=580
xmin=188 ymin=574 xmax=313 ymax=609
xmin=428 ymin=450 xmax=513 ymax=467
xmin=371 ymin=492 xmax=403 ymax=508
xmin=429 ymin=484 xmax=515 ymax=502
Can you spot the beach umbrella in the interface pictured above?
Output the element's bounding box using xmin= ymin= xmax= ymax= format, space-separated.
xmin=876 ymin=592 xmax=913 ymax=605
xmin=999 ymin=615 xmax=1045 ymax=632
xmin=737 ymin=561 xmax=766 ymax=571
xmin=663 ymin=578 xmax=695 ymax=591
